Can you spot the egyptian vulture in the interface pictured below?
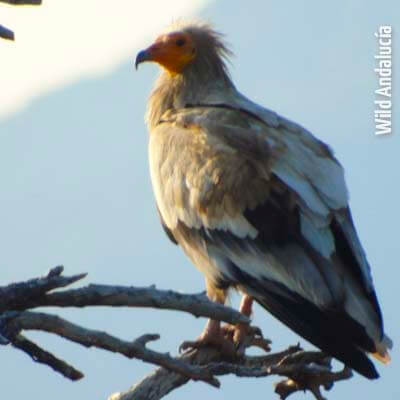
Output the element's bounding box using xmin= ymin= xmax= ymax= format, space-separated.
xmin=135 ymin=20 xmax=392 ymax=379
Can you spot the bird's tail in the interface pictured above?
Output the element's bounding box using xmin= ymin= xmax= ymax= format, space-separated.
xmin=252 ymin=287 xmax=380 ymax=379
xmin=371 ymin=334 xmax=393 ymax=364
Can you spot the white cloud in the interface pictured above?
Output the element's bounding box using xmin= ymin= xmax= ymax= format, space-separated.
xmin=0 ymin=0 xmax=208 ymax=118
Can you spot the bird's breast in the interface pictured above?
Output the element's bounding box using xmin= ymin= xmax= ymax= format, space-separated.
xmin=148 ymin=120 xmax=269 ymax=238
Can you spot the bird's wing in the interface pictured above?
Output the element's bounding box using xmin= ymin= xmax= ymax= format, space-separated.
xmin=157 ymin=205 xmax=178 ymax=245
xmin=149 ymin=104 xmax=387 ymax=378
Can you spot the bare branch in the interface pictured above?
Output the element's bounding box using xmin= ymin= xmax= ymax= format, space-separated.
xmin=110 ymin=347 xmax=226 ymax=400
xmin=0 ymin=0 xmax=41 ymax=4
xmin=0 ymin=268 xmax=354 ymax=399
xmin=9 ymin=332 xmax=83 ymax=380
xmin=110 ymin=345 xmax=352 ymax=400
xmin=0 ymin=267 xmax=247 ymax=325
xmin=1 ymin=311 xmax=220 ymax=387
xmin=0 ymin=24 xmax=14 ymax=40
xmin=0 ymin=0 xmax=42 ymax=41
xmin=32 ymin=285 xmax=250 ymax=325
xmin=272 ymin=361 xmax=353 ymax=400
xmin=0 ymin=266 xmax=87 ymax=312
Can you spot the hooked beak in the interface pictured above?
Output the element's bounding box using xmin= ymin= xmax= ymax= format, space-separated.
xmin=135 ymin=49 xmax=152 ymax=70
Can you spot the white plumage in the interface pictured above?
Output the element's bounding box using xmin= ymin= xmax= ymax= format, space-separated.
xmin=136 ymin=20 xmax=392 ymax=379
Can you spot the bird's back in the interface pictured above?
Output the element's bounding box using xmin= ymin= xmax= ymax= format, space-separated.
xmin=148 ymin=103 xmax=391 ymax=379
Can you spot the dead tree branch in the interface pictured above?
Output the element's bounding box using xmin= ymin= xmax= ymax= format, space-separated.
xmin=0 ymin=266 xmax=247 ymax=384
xmin=0 ymin=0 xmax=42 ymax=41
xmin=110 ymin=345 xmax=352 ymax=400
xmin=1 ymin=310 xmax=219 ymax=387
xmin=0 ymin=267 xmax=354 ymax=399
xmin=0 ymin=267 xmax=249 ymax=325
xmin=0 ymin=24 xmax=14 ymax=40
xmin=0 ymin=266 xmax=86 ymax=312
xmin=110 ymin=346 xmax=300 ymax=400
xmin=0 ymin=0 xmax=41 ymax=5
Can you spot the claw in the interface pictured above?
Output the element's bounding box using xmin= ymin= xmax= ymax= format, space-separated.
xmin=178 ymin=319 xmax=237 ymax=356
xmin=179 ymin=295 xmax=271 ymax=358
xmin=248 ymin=325 xmax=263 ymax=337
xmin=179 ymin=340 xmax=199 ymax=354
xmin=250 ymin=336 xmax=272 ymax=352
xmin=179 ymin=334 xmax=237 ymax=356
xmin=221 ymin=323 xmax=271 ymax=354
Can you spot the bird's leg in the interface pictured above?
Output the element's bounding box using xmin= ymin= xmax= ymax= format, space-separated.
xmin=239 ymin=293 xmax=253 ymax=316
xmin=179 ymin=282 xmax=236 ymax=355
xmin=222 ymin=294 xmax=271 ymax=354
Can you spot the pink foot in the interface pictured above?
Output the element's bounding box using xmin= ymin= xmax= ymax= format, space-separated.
xmin=179 ymin=319 xmax=236 ymax=356
xmin=179 ymin=294 xmax=271 ymax=356
xmin=221 ymin=323 xmax=271 ymax=354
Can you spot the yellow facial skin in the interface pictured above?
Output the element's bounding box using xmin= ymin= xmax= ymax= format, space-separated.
xmin=135 ymin=32 xmax=196 ymax=74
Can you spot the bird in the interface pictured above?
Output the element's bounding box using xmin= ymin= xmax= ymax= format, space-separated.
xmin=135 ymin=20 xmax=392 ymax=379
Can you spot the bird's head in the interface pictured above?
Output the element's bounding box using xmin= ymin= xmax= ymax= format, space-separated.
xmin=135 ymin=30 xmax=196 ymax=75
xmin=135 ymin=21 xmax=232 ymax=77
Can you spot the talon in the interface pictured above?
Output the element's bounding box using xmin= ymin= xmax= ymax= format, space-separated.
xmin=251 ymin=337 xmax=272 ymax=352
xmin=248 ymin=326 xmax=263 ymax=337
xmin=179 ymin=295 xmax=271 ymax=358
xmin=221 ymin=323 xmax=271 ymax=353
xmin=179 ymin=340 xmax=198 ymax=353
xmin=178 ymin=319 xmax=236 ymax=357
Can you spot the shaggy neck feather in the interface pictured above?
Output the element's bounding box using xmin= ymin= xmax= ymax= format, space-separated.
xmin=146 ymin=43 xmax=235 ymax=130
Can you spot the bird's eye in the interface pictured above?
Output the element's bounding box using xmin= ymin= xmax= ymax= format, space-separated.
xmin=175 ymin=38 xmax=186 ymax=47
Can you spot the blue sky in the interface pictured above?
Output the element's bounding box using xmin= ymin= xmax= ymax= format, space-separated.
xmin=0 ymin=1 xmax=399 ymax=399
